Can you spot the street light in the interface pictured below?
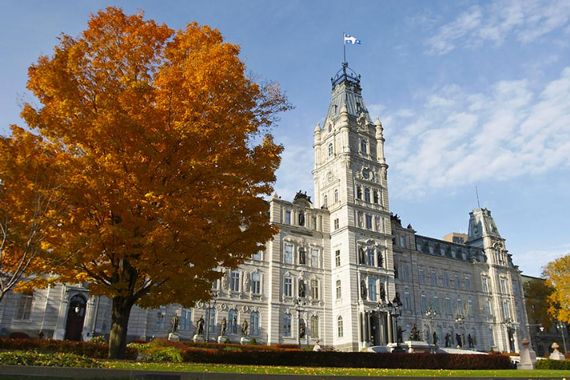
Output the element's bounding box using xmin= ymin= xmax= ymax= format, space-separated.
xmin=455 ymin=313 xmax=465 ymax=348
xmin=376 ymin=295 xmax=403 ymax=346
xmin=556 ymin=322 xmax=568 ymax=353
xmin=294 ymin=297 xmax=306 ymax=347
xmin=425 ymin=306 xmax=438 ymax=351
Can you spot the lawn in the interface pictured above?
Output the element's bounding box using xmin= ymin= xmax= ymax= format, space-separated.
xmin=106 ymin=361 xmax=570 ymax=377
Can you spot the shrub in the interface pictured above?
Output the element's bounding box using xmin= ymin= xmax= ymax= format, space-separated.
xmin=535 ymin=359 xmax=570 ymax=370
xmin=181 ymin=350 xmax=513 ymax=369
xmin=0 ymin=351 xmax=101 ymax=368
xmin=0 ymin=338 xmax=137 ymax=359
xmin=127 ymin=340 xmax=183 ymax=363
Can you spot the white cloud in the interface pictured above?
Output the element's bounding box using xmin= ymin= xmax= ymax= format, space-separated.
xmin=517 ymin=244 xmax=570 ymax=276
xmin=274 ymin=141 xmax=314 ymax=201
xmin=384 ymin=66 xmax=570 ymax=198
xmin=426 ymin=0 xmax=570 ymax=55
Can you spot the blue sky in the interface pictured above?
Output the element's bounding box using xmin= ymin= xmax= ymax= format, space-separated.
xmin=1 ymin=0 xmax=569 ymax=277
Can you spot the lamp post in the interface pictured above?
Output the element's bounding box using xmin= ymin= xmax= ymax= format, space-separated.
xmin=425 ymin=306 xmax=438 ymax=352
xmin=205 ymin=290 xmax=218 ymax=342
xmin=376 ymin=295 xmax=403 ymax=346
xmin=556 ymin=322 xmax=568 ymax=353
xmin=294 ymin=297 xmax=306 ymax=348
xmin=455 ymin=313 xmax=465 ymax=348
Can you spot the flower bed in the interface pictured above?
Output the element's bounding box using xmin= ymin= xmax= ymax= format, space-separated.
xmin=0 ymin=351 xmax=101 ymax=368
xmin=0 ymin=338 xmax=136 ymax=359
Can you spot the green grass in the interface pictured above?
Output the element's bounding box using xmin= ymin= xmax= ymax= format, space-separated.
xmin=105 ymin=361 xmax=570 ymax=377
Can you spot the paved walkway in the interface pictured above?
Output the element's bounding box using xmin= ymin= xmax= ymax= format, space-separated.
xmin=0 ymin=366 xmax=567 ymax=380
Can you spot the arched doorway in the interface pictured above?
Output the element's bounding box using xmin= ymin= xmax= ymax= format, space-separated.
xmin=64 ymin=294 xmax=87 ymax=341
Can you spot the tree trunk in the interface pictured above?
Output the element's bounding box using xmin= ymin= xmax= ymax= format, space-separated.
xmin=108 ymin=295 xmax=134 ymax=359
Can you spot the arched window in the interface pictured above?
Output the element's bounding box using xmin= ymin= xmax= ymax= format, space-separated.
xmin=298 ymin=279 xmax=306 ymax=298
xmin=334 ymin=189 xmax=339 ymax=203
xmin=228 ymin=309 xmax=238 ymax=334
xmin=283 ymin=313 xmax=292 ymax=336
xmin=336 ymin=280 xmax=342 ymax=299
xmin=250 ymin=311 xmax=260 ymax=336
xmin=337 ymin=316 xmax=344 ymax=337
xmin=310 ymin=315 xmax=319 ymax=338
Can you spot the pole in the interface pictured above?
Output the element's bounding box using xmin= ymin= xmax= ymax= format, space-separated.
xmin=560 ymin=323 xmax=567 ymax=353
xmin=343 ymin=32 xmax=346 ymax=64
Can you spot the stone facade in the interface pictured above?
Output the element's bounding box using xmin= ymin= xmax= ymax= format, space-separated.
xmin=0 ymin=63 xmax=530 ymax=352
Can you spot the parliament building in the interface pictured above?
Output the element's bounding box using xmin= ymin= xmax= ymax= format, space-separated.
xmin=0 ymin=64 xmax=530 ymax=352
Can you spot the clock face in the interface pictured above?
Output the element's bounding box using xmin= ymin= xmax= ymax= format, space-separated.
xmin=362 ymin=168 xmax=370 ymax=179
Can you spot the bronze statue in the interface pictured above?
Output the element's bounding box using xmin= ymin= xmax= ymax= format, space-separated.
xmin=241 ymin=319 xmax=249 ymax=336
xmin=196 ymin=316 xmax=205 ymax=335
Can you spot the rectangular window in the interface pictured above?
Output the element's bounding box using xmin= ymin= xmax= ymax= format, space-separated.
xmin=500 ymin=278 xmax=508 ymax=293
xmin=207 ymin=308 xmax=216 ymax=334
xmin=455 ymin=274 xmax=461 ymax=289
xmin=356 ymin=186 xmax=362 ymax=200
xmin=328 ymin=143 xmax=333 ymax=157
xmin=285 ymin=210 xmax=291 ymax=224
xmin=334 ymin=218 xmax=339 ymax=230
xmin=464 ymin=275 xmax=471 ymax=290
xmin=482 ymin=276 xmax=489 ymax=292
xmin=284 ymin=243 xmax=293 ymax=264
xmin=252 ymin=250 xmax=263 ymax=261
xmin=365 ymin=214 xmax=372 ymax=229
xmin=284 ymin=277 xmax=292 ymax=297
xmin=445 ymin=297 xmax=452 ymax=315
xmin=357 ymin=211 xmax=363 ymax=228
xmin=502 ymin=300 xmax=511 ymax=319
xmin=299 ymin=247 xmax=306 ymax=265
xmin=335 ymin=250 xmax=341 ymax=267
xmin=311 ymin=279 xmax=319 ymax=300
xmin=431 ymin=271 xmax=437 ymax=286
xmin=374 ymin=216 xmax=382 ymax=232
xmin=373 ymin=190 xmax=379 ymax=204
xmin=368 ymin=277 xmax=377 ymax=301
xmin=444 ymin=272 xmax=450 ymax=287
xmin=336 ymin=280 xmax=341 ymax=299
xmin=399 ymin=235 xmax=406 ymax=248
xmin=367 ymin=247 xmax=375 ymax=266
xmin=230 ymin=271 xmax=240 ymax=292
xmin=251 ymin=272 xmax=261 ymax=295
xmin=311 ymin=249 xmax=319 ymax=268
xmin=360 ymin=139 xmax=367 ymax=154
xmin=404 ymin=292 xmax=412 ymax=311
xmin=419 ymin=269 xmax=425 ymax=284
xmin=364 ymin=188 xmax=371 ymax=202
xmin=15 ymin=293 xmax=33 ymax=320
xmin=420 ymin=295 xmax=427 ymax=313
xmin=180 ymin=309 xmax=192 ymax=331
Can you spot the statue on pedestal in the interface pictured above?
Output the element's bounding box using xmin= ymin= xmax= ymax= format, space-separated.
xmin=409 ymin=324 xmax=421 ymax=341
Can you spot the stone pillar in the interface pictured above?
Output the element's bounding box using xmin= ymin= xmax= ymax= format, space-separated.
xmin=52 ymin=287 xmax=69 ymax=340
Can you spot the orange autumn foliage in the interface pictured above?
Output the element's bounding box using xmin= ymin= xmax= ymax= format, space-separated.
xmin=17 ymin=7 xmax=289 ymax=358
xmin=0 ymin=126 xmax=64 ymax=299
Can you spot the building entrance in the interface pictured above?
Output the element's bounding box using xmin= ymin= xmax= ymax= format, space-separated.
xmin=64 ymin=294 xmax=87 ymax=341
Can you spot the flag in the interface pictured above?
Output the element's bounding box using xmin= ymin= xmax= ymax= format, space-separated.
xmin=344 ymin=33 xmax=361 ymax=45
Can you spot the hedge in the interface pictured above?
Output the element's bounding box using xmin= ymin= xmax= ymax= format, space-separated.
xmin=181 ymin=350 xmax=514 ymax=369
xmin=0 ymin=351 xmax=101 ymax=368
xmin=0 ymin=338 xmax=137 ymax=359
xmin=535 ymin=359 xmax=570 ymax=370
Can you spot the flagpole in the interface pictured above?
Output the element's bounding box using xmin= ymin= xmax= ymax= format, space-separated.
xmin=343 ymin=32 xmax=346 ymax=64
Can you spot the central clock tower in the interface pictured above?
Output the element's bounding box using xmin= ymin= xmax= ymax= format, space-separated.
xmin=313 ymin=63 xmax=395 ymax=350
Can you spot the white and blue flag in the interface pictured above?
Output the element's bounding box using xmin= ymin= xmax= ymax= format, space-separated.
xmin=344 ymin=33 xmax=361 ymax=45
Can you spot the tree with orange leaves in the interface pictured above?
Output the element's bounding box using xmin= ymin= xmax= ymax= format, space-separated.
xmin=17 ymin=7 xmax=289 ymax=358
xmin=0 ymin=127 xmax=63 ymax=302
xmin=544 ymin=254 xmax=570 ymax=324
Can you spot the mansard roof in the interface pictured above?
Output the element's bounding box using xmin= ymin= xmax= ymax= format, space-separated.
xmin=325 ymin=63 xmax=372 ymax=124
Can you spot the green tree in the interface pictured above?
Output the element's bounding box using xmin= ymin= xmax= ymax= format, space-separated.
xmin=14 ymin=7 xmax=289 ymax=358
xmin=523 ymin=277 xmax=554 ymax=330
